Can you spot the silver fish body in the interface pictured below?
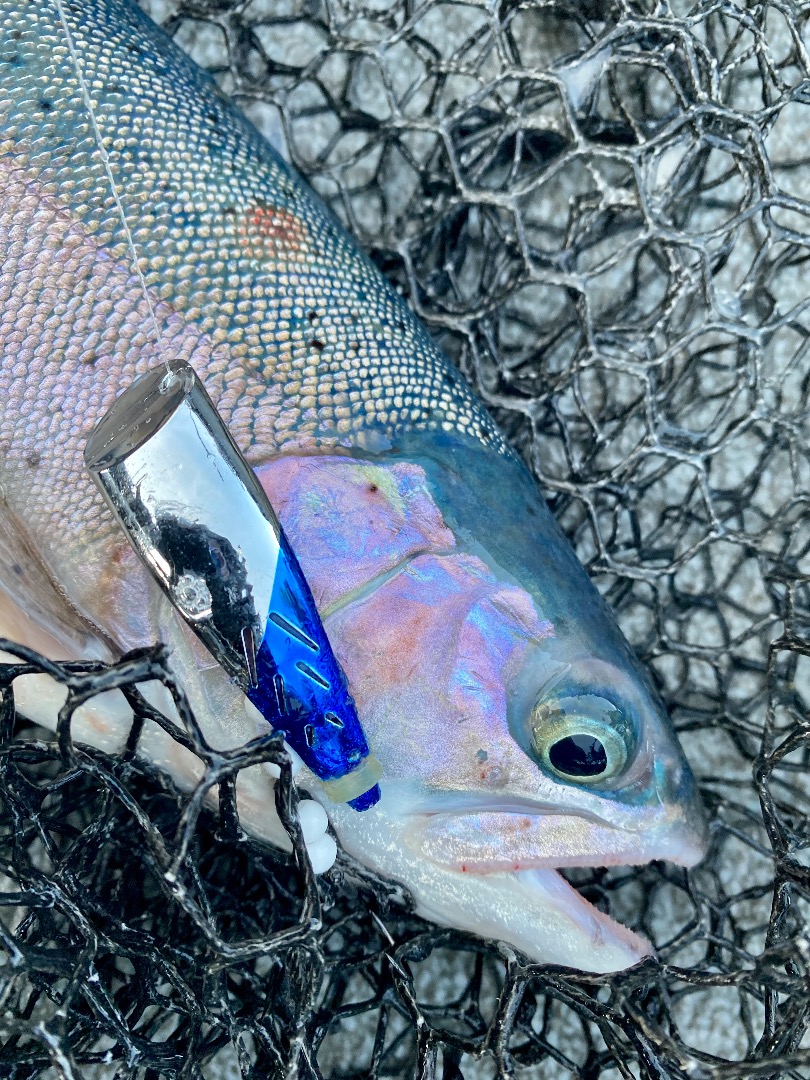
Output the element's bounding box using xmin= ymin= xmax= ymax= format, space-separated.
xmin=0 ymin=0 xmax=707 ymax=971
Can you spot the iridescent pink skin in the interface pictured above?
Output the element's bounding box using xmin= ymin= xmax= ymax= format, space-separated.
xmin=256 ymin=457 xmax=456 ymax=610
xmin=0 ymin=0 xmax=708 ymax=972
xmin=276 ymin=452 xmax=708 ymax=971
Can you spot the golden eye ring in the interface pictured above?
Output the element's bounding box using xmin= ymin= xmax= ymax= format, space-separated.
xmin=531 ymin=695 xmax=631 ymax=784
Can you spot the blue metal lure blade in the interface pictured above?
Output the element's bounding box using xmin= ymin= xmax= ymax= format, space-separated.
xmin=245 ymin=526 xmax=373 ymax=783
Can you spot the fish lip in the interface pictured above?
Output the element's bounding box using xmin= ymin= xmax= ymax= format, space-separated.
xmin=400 ymin=798 xmax=708 ymax=870
xmin=516 ymin=866 xmax=654 ymax=967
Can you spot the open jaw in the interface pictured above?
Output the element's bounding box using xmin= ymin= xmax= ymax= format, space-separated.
xmin=501 ymin=865 xmax=650 ymax=965
xmin=412 ymin=819 xmax=651 ymax=971
xmin=383 ymin=802 xmax=707 ymax=973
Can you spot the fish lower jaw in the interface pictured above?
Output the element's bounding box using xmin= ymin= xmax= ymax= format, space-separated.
xmin=412 ymin=840 xmax=654 ymax=970
xmin=420 ymin=864 xmax=652 ymax=973
xmin=330 ymin=803 xmax=652 ymax=972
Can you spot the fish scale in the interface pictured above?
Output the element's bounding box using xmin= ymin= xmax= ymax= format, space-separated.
xmin=0 ymin=0 xmax=504 ymax=464
xmin=0 ymin=0 xmax=491 ymax=647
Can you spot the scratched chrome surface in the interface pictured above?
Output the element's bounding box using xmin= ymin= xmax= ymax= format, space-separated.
xmin=0 ymin=0 xmax=706 ymax=973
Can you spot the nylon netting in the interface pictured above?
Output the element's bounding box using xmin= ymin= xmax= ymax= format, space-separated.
xmin=1 ymin=0 xmax=809 ymax=1076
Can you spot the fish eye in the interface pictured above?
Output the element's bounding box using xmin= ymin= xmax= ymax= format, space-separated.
xmin=530 ymin=694 xmax=632 ymax=784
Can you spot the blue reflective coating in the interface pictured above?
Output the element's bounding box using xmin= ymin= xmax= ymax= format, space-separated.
xmin=245 ymin=529 xmax=374 ymax=797
xmin=348 ymin=785 xmax=381 ymax=811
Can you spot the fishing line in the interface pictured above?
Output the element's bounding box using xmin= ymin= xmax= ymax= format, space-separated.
xmin=53 ymin=0 xmax=168 ymax=373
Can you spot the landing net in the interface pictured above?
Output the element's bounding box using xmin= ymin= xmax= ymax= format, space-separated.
xmin=1 ymin=1 xmax=809 ymax=1076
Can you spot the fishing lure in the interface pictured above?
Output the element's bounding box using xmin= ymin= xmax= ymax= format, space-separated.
xmin=85 ymin=360 xmax=382 ymax=808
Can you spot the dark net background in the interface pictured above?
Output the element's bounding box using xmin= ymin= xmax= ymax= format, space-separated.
xmin=2 ymin=0 xmax=810 ymax=1076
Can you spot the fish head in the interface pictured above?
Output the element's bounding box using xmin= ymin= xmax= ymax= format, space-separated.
xmin=279 ymin=437 xmax=708 ymax=971
xmin=0 ymin=392 xmax=706 ymax=973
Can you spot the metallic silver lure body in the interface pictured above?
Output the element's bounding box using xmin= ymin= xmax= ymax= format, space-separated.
xmin=85 ymin=360 xmax=382 ymax=808
xmin=0 ymin=0 xmax=708 ymax=971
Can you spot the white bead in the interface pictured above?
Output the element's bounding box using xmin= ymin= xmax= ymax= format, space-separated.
xmin=307 ymin=833 xmax=338 ymax=875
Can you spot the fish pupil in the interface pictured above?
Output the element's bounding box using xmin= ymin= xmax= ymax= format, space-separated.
xmin=548 ymin=734 xmax=607 ymax=777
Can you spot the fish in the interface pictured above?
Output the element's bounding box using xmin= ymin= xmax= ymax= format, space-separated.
xmin=0 ymin=0 xmax=708 ymax=972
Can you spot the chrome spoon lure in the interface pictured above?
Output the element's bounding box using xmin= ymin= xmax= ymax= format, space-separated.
xmin=53 ymin=0 xmax=377 ymax=814
xmin=85 ymin=360 xmax=382 ymax=810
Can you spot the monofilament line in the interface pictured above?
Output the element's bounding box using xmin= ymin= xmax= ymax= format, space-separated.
xmin=54 ymin=0 xmax=166 ymax=369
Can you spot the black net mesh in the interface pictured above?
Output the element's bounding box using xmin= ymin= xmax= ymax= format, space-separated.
xmin=2 ymin=0 xmax=810 ymax=1076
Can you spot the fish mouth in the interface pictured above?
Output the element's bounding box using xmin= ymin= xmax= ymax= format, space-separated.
xmin=399 ymin=801 xmax=707 ymax=969
xmin=513 ymin=865 xmax=651 ymax=965
xmin=403 ymin=812 xmax=655 ymax=969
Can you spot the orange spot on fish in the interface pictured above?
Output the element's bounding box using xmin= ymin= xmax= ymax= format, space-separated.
xmin=239 ymin=203 xmax=308 ymax=258
xmin=111 ymin=541 xmax=131 ymax=566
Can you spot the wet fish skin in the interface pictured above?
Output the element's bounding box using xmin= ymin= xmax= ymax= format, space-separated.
xmin=0 ymin=0 xmax=707 ymax=971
